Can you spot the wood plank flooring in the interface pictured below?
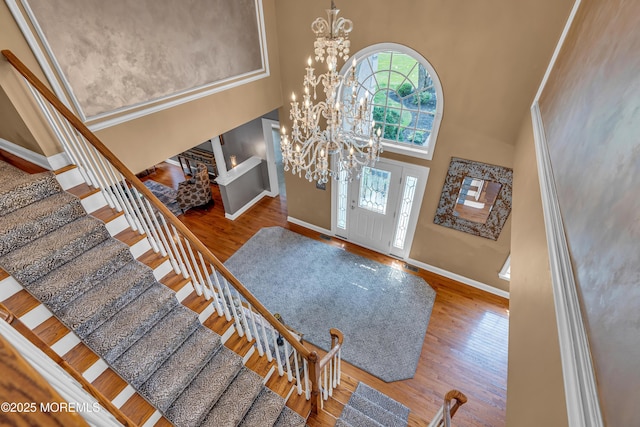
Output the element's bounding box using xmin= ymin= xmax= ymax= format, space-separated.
xmin=1 ymin=154 xmax=509 ymax=426
xmin=141 ymin=161 xmax=510 ymax=427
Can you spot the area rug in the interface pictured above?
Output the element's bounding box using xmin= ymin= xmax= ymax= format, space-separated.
xmin=224 ymin=226 xmax=436 ymax=382
xmin=143 ymin=180 xmax=182 ymax=217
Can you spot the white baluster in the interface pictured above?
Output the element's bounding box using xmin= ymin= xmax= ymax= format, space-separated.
xmin=210 ymin=265 xmax=231 ymax=319
xmin=271 ymin=328 xmax=284 ymax=376
xmin=233 ymin=289 xmax=252 ymax=342
xmin=323 ymin=364 xmax=328 ymax=399
xmin=303 ymin=359 xmax=311 ymax=400
xmin=185 ymin=240 xmax=205 ymax=295
xmin=199 ymin=255 xmax=222 ymax=311
xmin=283 ymin=341 xmax=293 ymax=382
xmin=337 ymin=348 xmax=342 ymax=385
xmin=247 ymin=304 xmax=264 ymax=356
xmin=173 ymin=233 xmax=199 ymax=292
xmin=258 ymin=314 xmax=273 ymax=362
xmin=222 ymin=278 xmax=244 ymax=337
xmin=293 ymin=349 xmax=302 ymax=395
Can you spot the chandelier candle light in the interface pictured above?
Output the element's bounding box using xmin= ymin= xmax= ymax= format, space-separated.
xmin=280 ymin=1 xmax=382 ymax=184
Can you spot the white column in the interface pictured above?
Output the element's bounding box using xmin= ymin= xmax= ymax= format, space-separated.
xmin=211 ymin=136 xmax=228 ymax=180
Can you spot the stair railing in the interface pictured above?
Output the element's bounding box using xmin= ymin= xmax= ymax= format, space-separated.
xmin=427 ymin=389 xmax=468 ymax=427
xmin=1 ymin=49 xmax=342 ymax=414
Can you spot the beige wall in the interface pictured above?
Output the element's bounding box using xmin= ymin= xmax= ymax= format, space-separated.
xmin=275 ymin=0 xmax=574 ymax=291
xmin=506 ymin=115 xmax=568 ymax=426
xmin=0 ymin=1 xmax=60 ymax=157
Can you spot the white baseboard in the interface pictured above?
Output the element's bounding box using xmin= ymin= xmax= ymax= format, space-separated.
xmin=164 ymin=158 xmax=181 ymax=167
xmin=224 ymin=190 xmax=269 ymax=221
xmin=0 ymin=138 xmax=49 ymax=169
xmin=286 ymin=216 xmax=332 ymax=235
xmin=0 ymin=138 xmax=71 ymax=170
xmin=407 ymin=258 xmax=510 ymax=299
xmin=287 ymin=216 xmax=507 ymax=298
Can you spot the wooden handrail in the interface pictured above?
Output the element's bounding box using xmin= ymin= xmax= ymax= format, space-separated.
xmin=443 ymin=389 xmax=467 ymax=427
xmin=0 ymin=304 xmax=137 ymax=427
xmin=0 ymin=49 xmax=314 ymax=362
xmin=318 ymin=328 xmax=344 ymax=367
xmin=309 ymin=328 xmax=344 ymax=413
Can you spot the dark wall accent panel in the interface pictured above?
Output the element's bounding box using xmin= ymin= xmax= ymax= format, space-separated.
xmin=538 ymin=0 xmax=640 ymax=424
xmin=26 ymin=0 xmax=263 ymax=118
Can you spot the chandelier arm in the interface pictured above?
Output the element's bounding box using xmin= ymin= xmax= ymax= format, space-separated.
xmin=282 ymin=2 xmax=380 ymax=183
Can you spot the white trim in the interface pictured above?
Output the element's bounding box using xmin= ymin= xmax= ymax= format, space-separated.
xmin=87 ymin=69 xmax=270 ymax=131
xmin=531 ymin=103 xmax=602 ymax=427
xmin=0 ymin=137 xmax=70 ymax=170
xmin=498 ymin=255 xmax=511 ymax=281
xmin=286 ymin=216 xmax=332 ymax=236
xmin=407 ymin=257 xmax=510 ymax=299
xmin=215 ymin=156 xmax=263 ymax=186
xmin=224 ymin=189 xmax=270 ymax=221
xmin=529 ymin=0 xmax=603 ymax=424
xmin=164 ymin=158 xmax=181 ymax=168
xmin=533 ymin=0 xmax=584 ymax=102
xmin=8 ymin=0 xmax=271 ymax=130
xmin=0 ymin=137 xmax=49 ymax=168
xmin=339 ymin=42 xmax=444 ymax=161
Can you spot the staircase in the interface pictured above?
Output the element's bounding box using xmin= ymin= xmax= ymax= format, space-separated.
xmin=0 ymin=160 xmax=305 ymax=426
xmin=0 ymin=48 xmax=467 ymax=427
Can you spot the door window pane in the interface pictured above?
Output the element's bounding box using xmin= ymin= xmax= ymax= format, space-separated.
xmin=358 ymin=167 xmax=391 ymax=215
xmin=393 ymin=176 xmax=418 ymax=249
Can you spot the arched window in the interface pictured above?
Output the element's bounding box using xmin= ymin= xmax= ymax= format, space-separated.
xmin=340 ymin=43 xmax=443 ymax=160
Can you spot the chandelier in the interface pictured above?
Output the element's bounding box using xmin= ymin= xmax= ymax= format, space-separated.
xmin=280 ymin=1 xmax=383 ymax=184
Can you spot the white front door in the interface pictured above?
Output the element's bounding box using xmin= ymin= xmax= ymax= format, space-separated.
xmin=347 ymin=164 xmax=402 ymax=252
xmin=333 ymin=158 xmax=429 ymax=259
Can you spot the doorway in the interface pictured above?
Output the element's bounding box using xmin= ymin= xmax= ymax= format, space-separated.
xmin=332 ymin=158 xmax=429 ymax=259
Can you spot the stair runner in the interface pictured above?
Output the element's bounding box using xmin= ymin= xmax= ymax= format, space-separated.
xmin=0 ymin=160 xmax=305 ymax=427
xmin=336 ymin=382 xmax=410 ymax=427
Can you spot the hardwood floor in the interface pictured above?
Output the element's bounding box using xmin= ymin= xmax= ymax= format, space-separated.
xmin=2 ymin=154 xmax=509 ymax=426
xmin=142 ymin=161 xmax=510 ymax=427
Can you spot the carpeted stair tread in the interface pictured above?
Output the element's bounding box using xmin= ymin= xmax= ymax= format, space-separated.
xmin=335 ymin=419 xmax=354 ymax=427
xmin=24 ymin=238 xmax=133 ymax=312
xmin=0 ymin=160 xmax=28 ymax=182
xmin=57 ymin=261 xmax=156 ymax=338
xmin=85 ymin=284 xmax=177 ymax=364
xmin=0 ymin=191 xmax=84 ymax=256
xmin=165 ymin=346 xmax=244 ymax=427
xmin=112 ymin=304 xmax=200 ymax=388
xmin=0 ymin=216 xmax=110 ymax=285
xmin=273 ymin=406 xmax=307 ymax=427
xmin=201 ymin=367 xmax=264 ymax=427
xmin=346 ymin=393 xmax=406 ymax=427
xmin=238 ymin=387 xmax=286 ymax=427
xmin=0 ymin=171 xmax=61 ymax=217
xmin=139 ymin=326 xmax=222 ymax=411
xmin=340 ymin=405 xmax=385 ymax=427
xmin=354 ymin=382 xmax=410 ymax=421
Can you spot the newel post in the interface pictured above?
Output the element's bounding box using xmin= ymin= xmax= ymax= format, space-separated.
xmin=308 ymin=350 xmax=321 ymax=414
